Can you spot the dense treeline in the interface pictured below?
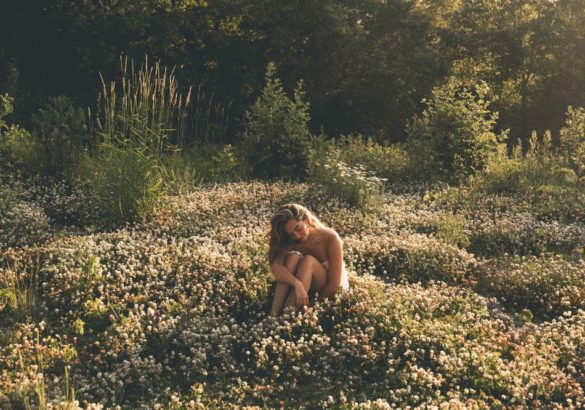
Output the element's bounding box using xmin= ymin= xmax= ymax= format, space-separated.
xmin=1 ymin=0 xmax=584 ymax=142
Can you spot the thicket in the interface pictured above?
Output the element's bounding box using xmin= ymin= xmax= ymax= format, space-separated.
xmin=2 ymin=49 xmax=585 ymax=228
xmin=407 ymin=78 xmax=507 ymax=181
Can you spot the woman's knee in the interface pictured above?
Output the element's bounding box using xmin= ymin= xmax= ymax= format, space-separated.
xmin=299 ymin=254 xmax=318 ymax=271
xmin=285 ymin=252 xmax=302 ymax=272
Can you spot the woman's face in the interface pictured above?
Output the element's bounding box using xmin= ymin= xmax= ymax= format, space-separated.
xmin=283 ymin=218 xmax=309 ymax=242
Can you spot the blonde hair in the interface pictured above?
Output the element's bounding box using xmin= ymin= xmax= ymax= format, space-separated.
xmin=267 ymin=204 xmax=322 ymax=264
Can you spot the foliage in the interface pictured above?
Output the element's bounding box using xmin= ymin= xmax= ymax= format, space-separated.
xmin=76 ymin=139 xmax=167 ymax=227
xmin=307 ymin=134 xmax=391 ymax=211
xmin=407 ymin=78 xmax=507 ymax=180
xmin=187 ymin=143 xmax=244 ymax=183
xmin=95 ymin=56 xmax=192 ymax=147
xmin=0 ymin=94 xmax=37 ymax=175
xmin=1 ymin=180 xmax=585 ymax=407
xmin=410 ymin=211 xmax=470 ymax=249
xmin=472 ymin=132 xmax=557 ymax=196
xmin=30 ymin=96 xmax=89 ymax=179
xmin=471 ymin=112 xmax=585 ymax=223
xmin=326 ymin=134 xmax=411 ymax=186
xmin=240 ymin=63 xmax=310 ymax=180
xmin=3 ymin=0 xmax=585 ymax=143
xmin=310 ymin=157 xmax=386 ymax=212
xmin=558 ymin=106 xmax=585 ymax=190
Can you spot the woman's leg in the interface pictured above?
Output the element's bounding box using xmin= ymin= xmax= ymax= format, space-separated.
xmin=270 ymin=252 xmax=302 ymax=316
xmin=285 ymin=255 xmax=328 ymax=308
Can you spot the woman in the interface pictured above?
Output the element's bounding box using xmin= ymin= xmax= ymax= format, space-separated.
xmin=267 ymin=204 xmax=350 ymax=316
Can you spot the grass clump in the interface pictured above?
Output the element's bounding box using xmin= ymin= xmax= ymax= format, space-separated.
xmin=80 ymin=57 xmax=203 ymax=227
xmin=77 ymin=138 xmax=168 ymax=227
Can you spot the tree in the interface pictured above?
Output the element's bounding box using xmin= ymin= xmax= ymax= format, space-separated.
xmin=407 ymin=78 xmax=507 ymax=180
xmin=240 ymin=63 xmax=310 ymax=179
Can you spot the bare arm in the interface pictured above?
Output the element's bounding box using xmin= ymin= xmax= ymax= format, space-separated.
xmin=317 ymin=233 xmax=343 ymax=301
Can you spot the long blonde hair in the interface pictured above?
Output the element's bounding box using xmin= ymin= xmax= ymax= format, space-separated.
xmin=267 ymin=204 xmax=322 ymax=264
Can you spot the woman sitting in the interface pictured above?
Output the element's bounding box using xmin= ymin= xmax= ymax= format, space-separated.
xmin=267 ymin=203 xmax=350 ymax=317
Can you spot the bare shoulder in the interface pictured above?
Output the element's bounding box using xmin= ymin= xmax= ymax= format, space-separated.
xmin=319 ymin=226 xmax=342 ymax=244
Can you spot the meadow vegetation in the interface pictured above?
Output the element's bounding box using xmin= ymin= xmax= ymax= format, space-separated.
xmin=1 ymin=59 xmax=585 ymax=408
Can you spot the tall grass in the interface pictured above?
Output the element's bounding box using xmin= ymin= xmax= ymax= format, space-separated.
xmin=0 ymin=252 xmax=42 ymax=321
xmin=191 ymin=84 xmax=231 ymax=145
xmin=93 ymin=55 xmax=231 ymax=147
xmin=95 ymin=55 xmax=192 ymax=148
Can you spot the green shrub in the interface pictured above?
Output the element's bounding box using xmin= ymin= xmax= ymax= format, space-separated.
xmin=80 ymin=57 xmax=204 ymax=227
xmin=30 ymin=95 xmax=89 ymax=178
xmin=407 ymin=78 xmax=507 ymax=181
xmin=0 ymin=94 xmax=37 ymax=174
xmin=472 ymin=132 xmax=559 ymax=195
xmin=310 ymin=157 xmax=386 ymax=211
xmin=469 ymin=126 xmax=585 ymax=224
xmin=239 ymin=62 xmax=310 ymax=180
xmin=329 ymin=134 xmax=410 ymax=184
xmin=559 ymin=106 xmax=585 ymax=169
xmin=76 ymin=140 xmax=167 ymax=227
xmin=188 ymin=143 xmax=244 ymax=183
xmin=554 ymin=106 xmax=585 ymax=200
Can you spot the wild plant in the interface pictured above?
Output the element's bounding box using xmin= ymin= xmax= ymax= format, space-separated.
xmin=30 ymin=95 xmax=88 ymax=179
xmin=328 ymin=134 xmax=410 ymax=185
xmin=311 ymin=155 xmax=386 ymax=211
xmin=76 ymin=133 xmax=168 ymax=226
xmin=95 ymin=55 xmax=192 ymax=148
xmin=406 ymin=78 xmax=507 ymax=181
xmin=0 ymin=252 xmax=42 ymax=321
xmin=0 ymin=94 xmax=36 ymax=175
xmin=239 ymin=62 xmax=310 ymax=179
xmin=557 ymin=106 xmax=585 ymax=193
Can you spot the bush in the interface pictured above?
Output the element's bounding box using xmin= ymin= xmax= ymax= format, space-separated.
xmin=0 ymin=94 xmax=37 ymax=175
xmin=326 ymin=134 xmax=410 ymax=185
xmin=30 ymin=96 xmax=89 ymax=179
xmin=473 ymin=132 xmax=558 ymax=196
xmin=188 ymin=143 xmax=244 ymax=183
xmin=310 ymin=157 xmax=386 ymax=211
xmin=76 ymin=140 xmax=167 ymax=227
xmin=240 ymin=63 xmax=311 ymax=180
xmin=79 ymin=58 xmax=201 ymax=227
xmin=407 ymin=78 xmax=507 ymax=181
xmin=559 ymin=106 xmax=585 ymax=171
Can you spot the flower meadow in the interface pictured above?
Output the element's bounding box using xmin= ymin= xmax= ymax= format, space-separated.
xmin=1 ymin=180 xmax=585 ymax=409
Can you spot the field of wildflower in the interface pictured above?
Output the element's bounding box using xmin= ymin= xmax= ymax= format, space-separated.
xmin=1 ymin=179 xmax=585 ymax=409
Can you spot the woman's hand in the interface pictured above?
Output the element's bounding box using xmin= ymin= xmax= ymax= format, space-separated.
xmin=293 ymin=280 xmax=309 ymax=306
